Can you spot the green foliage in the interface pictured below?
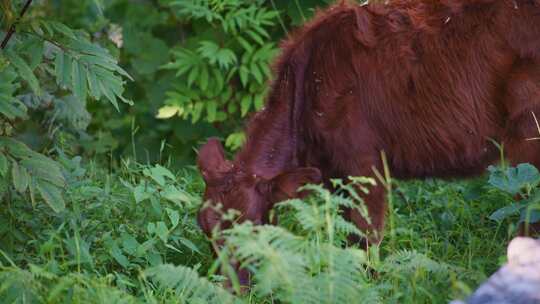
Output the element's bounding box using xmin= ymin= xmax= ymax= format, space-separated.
xmin=0 ymin=1 xmax=132 ymax=212
xmin=0 ymin=137 xmax=66 ymax=212
xmin=487 ymin=163 xmax=540 ymax=226
xmin=144 ymin=264 xmax=239 ymax=304
xmin=222 ymin=223 xmax=380 ymax=303
xmin=159 ymin=0 xmax=280 ymax=150
xmin=0 ymin=61 xmax=27 ymax=120
xmin=0 ymin=266 xmax=138 ymax=303
xmin=31 ymin=0 xmax=335 ymax=163
xmin=211 ymin=179 xmax=503 ymax=303
xmin=0 ymin=155 xmax=513 ymax=303
xmin=0 ymin=158 xmax=214 ymax=301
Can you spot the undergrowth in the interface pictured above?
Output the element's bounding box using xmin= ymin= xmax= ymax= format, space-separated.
xmin=1 ymin=156 xmax=532 ymax=303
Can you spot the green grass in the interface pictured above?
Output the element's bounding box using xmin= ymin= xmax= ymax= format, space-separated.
xmin=0 ymin=155 xmax=529 ymax=303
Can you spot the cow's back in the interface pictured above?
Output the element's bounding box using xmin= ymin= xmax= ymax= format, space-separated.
xmin=302 ymin=2 xmax=516 ymax=178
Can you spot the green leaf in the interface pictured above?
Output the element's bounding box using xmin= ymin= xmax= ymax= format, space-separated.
xmin=239 ymin=66 xmax=249 ymax=87
xmin=29 ymin=179 xmax=37 ymax=207
xmin=488 ymin=164 xmax=540 ymax=195
xmin=54 ymin=50 xmax=64 ymax=86
xmin=133 ymin=183 xmax=152 ymax=203
xmin=0 ymin=94 xmax=27 ymax=120
xmin=520 ymin=206 xmax=540 ymax=224
xmin=143 ymin=165 xmax=175 ymax=186
xmin=240 ymin=95 xmax=251 ymax=117
xmin=60 ymin=53 xmax=73 ymax=88
xmin=246 ymin=30 xmax=264 ymax=45
xmin=147 ymin=222 xmax=156 ymax=235
xmin=54 ymin=95 xmax=91 ymax=131
xmin=489 ymin=203 xmax=522 ymax=222
xmin=216 ymin=49 xmax=237 ymax=69
xmin=199 ymin=66 xmax=209 ymax=90
xmin=67 ymin=39 xmax=111 ymax=58
xmin=109 ymin=242 xmax=130 ymax=268
xmin=179 ymin=237 xmax=201 ymax=254
xmin=121 ymin=234 xmax=140 ymax=256
xmin=236 ymin=36 xmax=254 ymax=53
xmin=36 ymin=181 xmax=65 ymax=213
xmin=225 ymin=132 xmax=246 ymax=151
xmin=79 ymin=54 xmax=133 ymax=81
xmin=252 ymin=24 xmax=270 ymax=39
xmin=87 ymin=70 xmax=102 ymax=100
xmin=156 ymin=106 xmax=180 ymax=119
xmin=250 ymin=61 xmax=263 ymax=84
xmin=99 ymin=80 xmax=119 ymax=111
xmin=187 ymin=65 xmax=200 ymax=88
xmin=12 ymin=161 xmax=29 ymax=193
xmin=0 ymin=153 xmax=7 ymax=176
xmin=72 ymin=61 xmax=88 ymax=102
xmin=39 ymin=20 xmax=54 ymax=36
xmin=6 ymin=50 xmax=41 ymax=95
xmin=49 ymin=21 xmax=77 ymax=39
xmin=206 ymin=100 xmax=217 ymax=122
xmin=26 ymin=38 xmax=44 ymax=69
xmin=2 ymin=137 xmax=35 ymax=158
xmin=254 ymin=93 xmax=265 ymax=110
xmin=166 ymin=208 xmax=180 ymax=228
xmin=212 ymin=68 xmax=224 ymax=92
xmin=161 ymin=186 xmax=193 ymax=205
xmin=20 ymin=157 xmax=65 ymax=187
xmin=191 ymin=102 xmax=203 ymax=123
xmin=155 ymin=221 xmax=169 ymax=243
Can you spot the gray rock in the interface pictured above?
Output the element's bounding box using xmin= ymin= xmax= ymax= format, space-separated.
xmin=452 ymin=237 xmax=540 ymax=304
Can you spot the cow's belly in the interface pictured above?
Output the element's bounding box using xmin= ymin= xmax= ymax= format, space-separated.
xmin=376 ymin=108 xmax=502 ymax=179
xmin=387 ymin=132 xmax=499 ymax=179
xmin=308 ymin=73 xmax=505 ymax=179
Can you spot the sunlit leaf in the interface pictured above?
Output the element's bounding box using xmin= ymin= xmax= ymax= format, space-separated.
xmin=156 ymin=106 xmax=180 ymax=119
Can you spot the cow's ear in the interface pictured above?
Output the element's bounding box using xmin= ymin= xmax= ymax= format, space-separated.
xmin=270 ymin=167 xmax=322 ymax=201
xmin=197 ymin=138 xmax=232 ymax=180
xmin=354 ymin=8 xmax=376 ymax=48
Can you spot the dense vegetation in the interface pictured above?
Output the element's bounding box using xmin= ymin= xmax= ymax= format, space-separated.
xmin=1 ymin=0 xmax=539 ymax=303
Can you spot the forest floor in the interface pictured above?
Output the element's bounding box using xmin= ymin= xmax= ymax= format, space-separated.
xmin=1 ymin=158 xmax=532 ymax=303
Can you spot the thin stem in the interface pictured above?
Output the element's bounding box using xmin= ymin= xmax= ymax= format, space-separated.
xmin=293 ymin=0 xmax=306 ymax=23
xmin=269 ymin=0 xmax=288 ymax=35
xmin=1 ymin=0 xmax=34 ymax=49
xmin=19 ymin=30 xmax=67 ymax=52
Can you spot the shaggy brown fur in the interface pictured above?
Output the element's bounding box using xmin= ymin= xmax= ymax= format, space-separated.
xmin=197 ymin=0 xmax=540 ymax=285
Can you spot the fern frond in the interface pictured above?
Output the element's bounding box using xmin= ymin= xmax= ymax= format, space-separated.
xmin=144 ymin=264 xmax=238 ymax=304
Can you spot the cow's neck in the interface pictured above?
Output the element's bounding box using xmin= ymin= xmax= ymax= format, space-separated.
xmin=234 ymin=104 xmax=302 ymax=179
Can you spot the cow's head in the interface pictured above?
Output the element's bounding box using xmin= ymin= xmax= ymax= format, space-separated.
xmin=196 ymin=138 xmax=321 ymax=237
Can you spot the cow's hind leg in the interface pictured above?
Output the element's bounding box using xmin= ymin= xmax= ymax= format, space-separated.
xmin=502 ymin=60 xmax=540 ymax=167
xmin=502 ymin=60 xmax=540 ymax=235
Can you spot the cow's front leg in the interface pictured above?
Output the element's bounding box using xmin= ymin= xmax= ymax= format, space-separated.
xmin=344 ymin=182 xmax=386 ymax=249
xmin=340 ymin=155 xmax=387 ymax=249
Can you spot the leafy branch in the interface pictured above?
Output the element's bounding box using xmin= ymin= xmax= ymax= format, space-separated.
xmin=0 ymin=0 xmax=33 ymax=49
xmin=159 ymin=0 xmax=279 ymax=150
xmin=0 ymin=4 xmax=134 ymax=213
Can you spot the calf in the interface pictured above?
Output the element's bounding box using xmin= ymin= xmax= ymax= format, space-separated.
xmin=197 ymin=0 xmax=540 ymax=278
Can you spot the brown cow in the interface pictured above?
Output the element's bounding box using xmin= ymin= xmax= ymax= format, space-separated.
xmin=197 ymin=0 xmax=540 ymax=284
